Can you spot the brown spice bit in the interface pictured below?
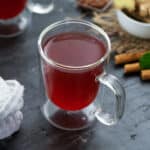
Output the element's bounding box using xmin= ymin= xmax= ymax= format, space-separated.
xmin=78 ymin=0 xmax=109 ymax=8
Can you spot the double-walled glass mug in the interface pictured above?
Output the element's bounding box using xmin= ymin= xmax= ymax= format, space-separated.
xmin=38 ymin=19 xmax=126 ymax=131
xmin=0 ymin=0 xmax=54 ymax=37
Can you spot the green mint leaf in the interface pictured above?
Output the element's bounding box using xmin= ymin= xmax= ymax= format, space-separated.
xmin=140 ymin=52 xmax=150 ymax=69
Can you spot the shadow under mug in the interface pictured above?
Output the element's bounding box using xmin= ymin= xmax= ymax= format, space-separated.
xmin=38 ymin=19 xmax=126 ymax=131
xmin=0 ymin=0 xmax=54 ymax=37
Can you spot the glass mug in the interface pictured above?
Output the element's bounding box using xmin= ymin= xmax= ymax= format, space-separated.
xmin=38 ymin=19 xmax=126 ymax=130
xmin=0 ymin=0 xmax=54 ymax=37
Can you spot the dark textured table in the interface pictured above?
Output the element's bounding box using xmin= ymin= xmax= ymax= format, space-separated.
xmin=0 ymin=0 xmax=150 ymax=150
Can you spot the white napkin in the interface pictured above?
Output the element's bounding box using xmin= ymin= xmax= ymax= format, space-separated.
xmin=0 ymin=111 xmax=23 ymax=139
xmin=0 ymin=77 xmax=24 ymax=140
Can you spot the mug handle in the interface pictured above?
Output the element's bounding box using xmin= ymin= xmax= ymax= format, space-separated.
xmin=95 ymin=72 xmax=125 ymax=126
xmin=27 ymin=0 xmax=54 ymax=14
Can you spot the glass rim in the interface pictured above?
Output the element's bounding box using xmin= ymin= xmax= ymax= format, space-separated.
xmin=38 ymin=19 xmax=111 ymax=70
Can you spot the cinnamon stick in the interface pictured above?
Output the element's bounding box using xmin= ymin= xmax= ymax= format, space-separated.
xmin=115 ymin=50 xmax=148 ymax=65
xmin=124 ymin=62 xmax=140 ymax=73
xmin=141 ymin=70 xmax=150 ymax=80
xmin=124 ymin=63 xmax=150 ymax=80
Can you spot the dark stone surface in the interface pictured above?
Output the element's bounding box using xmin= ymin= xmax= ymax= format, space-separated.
xmin=0 ymin=0 xmax=150 ymax=150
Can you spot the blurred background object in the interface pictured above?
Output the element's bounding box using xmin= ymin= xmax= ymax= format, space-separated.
xmin=0 ymin=0 xmax=54 ymax=38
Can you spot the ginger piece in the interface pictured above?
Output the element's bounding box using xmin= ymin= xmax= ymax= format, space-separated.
xmin=136 ymin=0 xmax=150 ymax=17
xmin=139 ymin=3 xmax=150 ymax=17
xmin=113 ymin=0 xmax=136 ymax=11
xmin=114 ymin=0 xmax=150 ymax=22
xmin=139 ymin=3 xmax=148 ymax=17
xmin=136 ymin=0 xmax=150 ymax=4
xmin=148 ymin=8 xmax=150 ymax=16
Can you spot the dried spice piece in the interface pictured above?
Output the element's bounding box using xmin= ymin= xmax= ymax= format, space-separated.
xmin=124 ymin=63 xmax=150 ymax=80
xmin=115 ymin=51 xmax=150 ymax=80
xmin=141 ymin=70 xmax=150 ymax=80
xmin=114 ymin=50 xmax=148 ymax=64
xmin=124 ymin=63 xmax=141 ymax=73
xmin=113 ymin=0 xmax=135 ymax=12
xmin=113 ymin=0 xmax=150 ymax=23
xmin=124 ymin=52 xmax=150 ymax=73
xmin=92 ymin=9 xmax=150 ymax=53
xmin=137 ymin=0 xmax=150 ymax=17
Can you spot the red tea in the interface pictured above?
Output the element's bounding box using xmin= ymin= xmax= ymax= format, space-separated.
xmin=43 ymin=32 xmax=106 ymax=111
xmin=0 ymin=0 xmax=27 ymax=19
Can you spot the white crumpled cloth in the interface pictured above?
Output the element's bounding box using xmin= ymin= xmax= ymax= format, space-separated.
xmin=0 ymin=77 xmax=24 ymax=140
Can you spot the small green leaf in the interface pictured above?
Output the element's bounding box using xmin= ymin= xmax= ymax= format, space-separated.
xmin=140 ymin=52 xmax=150 ymax=69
